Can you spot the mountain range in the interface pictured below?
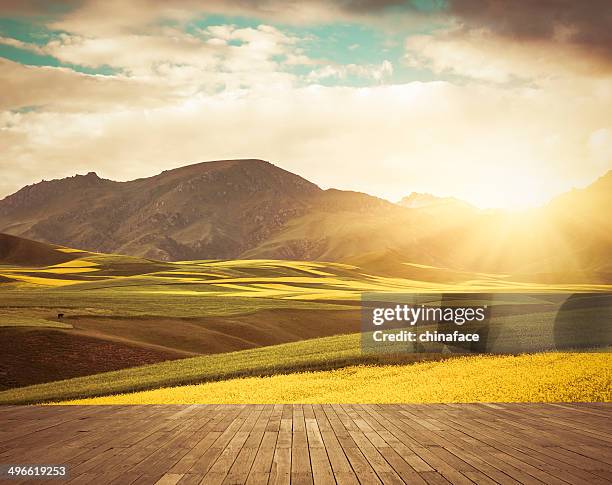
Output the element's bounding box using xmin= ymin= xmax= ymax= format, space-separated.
xmin=1 ymin=159 xmax=610 ymax=282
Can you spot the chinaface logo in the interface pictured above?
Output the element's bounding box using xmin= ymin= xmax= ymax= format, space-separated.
xmin=361 ymin=293 xmax=612 ymax=355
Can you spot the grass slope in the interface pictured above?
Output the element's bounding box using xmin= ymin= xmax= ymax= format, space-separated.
xmin=0 ymin=316 xmax=71 ymax=329
xmin=2 ymin=242 xmax=609 ymax=299
xmin=1 ymin=237 xmax=610 ymax=399
xmin=0 ymin=333 xmax=441 ymax=405
xmin=61 ymin=351 xmax=612 ymax=404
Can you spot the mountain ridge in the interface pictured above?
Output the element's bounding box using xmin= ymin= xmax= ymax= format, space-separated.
xmin=0 ymin=160 xmax=610 ymax=281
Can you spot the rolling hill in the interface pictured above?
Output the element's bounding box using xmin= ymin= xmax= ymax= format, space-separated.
xmin=0 ymin=232 xmax=90 ymax=266
xmin=0 ymin=235 xmax=366 ymax=389
xmin=0 ymin=159 xmax=610 ymax=281
xmin=1 ymin=233 xmax=610 ymax=391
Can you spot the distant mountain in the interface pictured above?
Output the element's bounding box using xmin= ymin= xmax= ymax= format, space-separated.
xmin=0 ymin=160 xmax=322 ymax=261
xmin=417 ymin=170 xmax=612 ymax=281
xmin=398 ymin=192 xmax=475 ymax=212
xmin=0 ymin=159 xmax=416 ymax=262
xmin=0 ymin=160 xmax=610 ymax=282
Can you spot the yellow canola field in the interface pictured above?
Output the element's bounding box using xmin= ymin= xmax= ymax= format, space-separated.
xmin=61 ymin=351 xmax=611 ymax=405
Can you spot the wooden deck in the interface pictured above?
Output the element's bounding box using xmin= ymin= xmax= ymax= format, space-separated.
xmin=0 ymin=403 xmax=610 ymax=484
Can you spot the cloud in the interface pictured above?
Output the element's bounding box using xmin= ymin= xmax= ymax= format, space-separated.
xmin=43 ymin=30 xmax=218 ymax=74
xmin=448 ymin=0 xmax=612 ymax=63
xmin=33 ymin=22 xmax=304 ymax=80
xmin=1 ymin=0 xmax=610 ymax=210
xmin=404 ymin=28 xmax=611 ymax=82
xmin=2 ymin=20 xmax=307 ymax=94
xmin=4 ymin=0 xmax=610 ymax=52
xmin=307 ymin=59 xmax=393 ymax=82
xmin=0 ymin=36 xmax=46 ymax=55
xmin=1 ymin=1 xmax=429 ymax=27
xmin=409 ymin=0 xmax=612 ymax=82
xmin=0 ymin=0 xmax=81 ymax=15
xmin=1 ymin=78 xmax=610 ymax=208
xmin=0 ymin=58 xmax=176 ymax=111
xmin=13 ymin=0 xmax=606 ymax=84
xmin=402 ymin=0 xmax=612 ymax=84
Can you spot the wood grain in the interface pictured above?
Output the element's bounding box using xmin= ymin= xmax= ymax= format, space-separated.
xmin=0 ymin=403 xmax=610 ymax=484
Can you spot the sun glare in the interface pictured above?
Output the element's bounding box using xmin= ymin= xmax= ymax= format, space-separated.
xmin=455 ymin=167 xmax=568 ymax=210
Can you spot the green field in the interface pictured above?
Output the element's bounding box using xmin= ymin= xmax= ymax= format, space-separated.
xmin=1 ymin=241 xmax=610 ymax=403
xmin=0 ymin=332 xmax=443 ymax=404
xmin=0 ymin=306 xmax=73 ymax=329
xmin=2 ymin=251 xmax=609 ymax=307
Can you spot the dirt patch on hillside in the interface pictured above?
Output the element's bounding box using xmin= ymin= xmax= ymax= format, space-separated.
xmin=0 ymin=307 xmax=361 ymax=390
xmin=0 ymin=327 xmax=187 ymax=390
xmin=69 ymin=307 xmax=361 ymax=355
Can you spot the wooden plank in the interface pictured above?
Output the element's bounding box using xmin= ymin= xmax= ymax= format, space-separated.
xmin=305 ymin=412 xmax=334 ymax=484
xmin=291 ymin=405 xmax=312 ymax=484
xmin=188 ymin=407 xmax=254 ymax=475
xmin=269 ymin=405 xmax=292 ymax=485
xmin=155 ymin=473 xmax=184 ymax=484
xmin=1 ymin=403 xmax=610 ymax=485
xmin=224 ymin=406 xmax=272 ymax=484
xmin=246 ymin=430 xmax=278 ymax=482
xmin=269 ymin=445 xmax=291 ymax=485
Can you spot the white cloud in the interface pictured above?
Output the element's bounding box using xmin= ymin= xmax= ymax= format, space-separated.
xmin=1 ymin=21 xmax=309 ymax=98
xmin=44 ymin=30 xmax=217 ymax=74
xmin=0 ymin=58 xmax=175 ymax=112
xmin=42 ymin=23 xmax=304 ymax=85
xmin=307 ymin=60 xmax=393 ymax=82
xmin=1 ymin=2 xmax=610 ymax=210
xmin=1 ymin=77 xmax=610 ymax=208
xmin=0 ymin=36 xmax=46 ymax=55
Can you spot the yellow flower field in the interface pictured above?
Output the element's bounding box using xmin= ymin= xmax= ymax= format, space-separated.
xmin=61 ymin=351 xmax=611 ymax=405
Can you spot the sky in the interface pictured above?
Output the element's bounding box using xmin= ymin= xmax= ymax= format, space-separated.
xmin=0 ymin=0 xmax=611 ymax=209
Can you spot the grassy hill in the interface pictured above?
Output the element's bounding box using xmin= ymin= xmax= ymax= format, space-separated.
xmin=0 ymin=232 xmax=91 ymax=266
xmin=61 ymin=351 xmax=611 ymax=405
xmin=1 ymin=234 xmax=610 ymax=395
xmin=3 ymin=328 xmax=609 ymax=405
xmin=0 ymin=333 xmax=416 ymax=404
xmin=0 ymin=238 xmax=365 ymax=388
